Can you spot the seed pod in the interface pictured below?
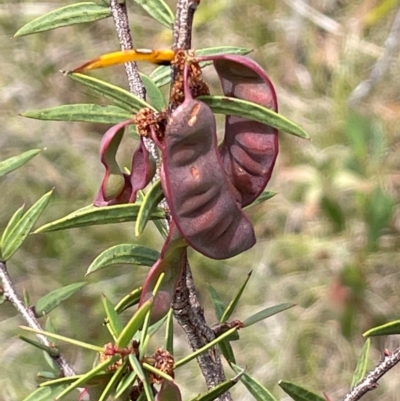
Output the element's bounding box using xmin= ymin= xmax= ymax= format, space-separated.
xmin=162 ymin=68 xmax=255 ymax=259
xmin=213 ymin=55 xmax=279 ymax=207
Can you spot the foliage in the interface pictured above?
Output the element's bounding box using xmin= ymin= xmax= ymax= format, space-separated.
xmin=1 ymin=1 xmax=400 ymax=401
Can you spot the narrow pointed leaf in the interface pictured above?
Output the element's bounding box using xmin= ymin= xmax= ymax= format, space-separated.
xmin=1 ymin=190 xmax=53 ymax=260
xmin=67 ymin=72 xmax=154 ymax=112
xmin=98 ymin=360 xmax=129 ymax=401
xmin=117 ymin=297 xmax=153 ymax=348
xmin=175 ymin=327 xmax=237 ymax=368
xmin=351 ymin=338 xmax=371 ymax=388
xmin=15 ymin=2 xmax=111 ymax=37
xmin=37 ymin=371 xmax=59 ymax=380
xmin=242 ymin=303 xmax=295 ymax=327
xmin=20 ymin=326 xmax=103 ymax=352
xmin=129 ymin=354 xmax=154 ymax=400
xmin=132 ymin=0 xmax=174 ymax=28
xmin=231 ymin=364 xmax=277 ymax=401
xmin=115 ymin=287 xmax=142 ymax=313
xmin=245 ymin=191 xmax=277 ymax=209
xmin=34 ymin=282 xmax=86 ymax=317
xmin=188 ymin=370 xmax=243 ymax=401
xmin=135 ymin=180 xmax=164 ymax=236
xmin=87 ymin=244 xmax=159 ymax=275
xmin=363 ymin=320 xmax=400 ymax=337
xmin=279 ymin=381 xmax=325 ymax=401
xmin=143 ymin=362 xmax=174 ymax=382
xmin=18 ymin=335 xmax=59 ymax=356
xmin=0 ymin=149 xmax=41 ymax=177
xmin=150 ymin=46 xmax=251 ymax=87
xmin=102 ymin=295 xmax=124 ymax=340
xmin=55 ymin=355 xmax=120 ymax=400
xmin=22 ymin=104 xmax=132 ymax=124
xmin=198 ymin=95 xmax=309 ymax=139
xmin=34 ymin=203 xmax=164 ymax=233
xmin=140 ymin=72 xmax=167 ymax=110
xmin=208 ymin=284 xmax=225 ymax=321
xmin=221 ymin=271 xmax=252 ymax=323
xmin=219 ymin=339 xmax=236 ymax=364
xmin=40 ymin=372 xmax=113 ymax=387
xmin=1 ymin=205 xmax=25 ymax=248
xmin=22 ymin=385 xmax=67 ymax=401
xmin=165 ymin=308 xmax=174 ymax=354
xmin=115 ymin=370 xmax=137 ymax=398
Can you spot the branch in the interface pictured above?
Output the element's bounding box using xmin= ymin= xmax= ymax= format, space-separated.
xmin=342 ymin=346 xmax=400 ymax=401
xmin=348 ymin=6 xmax=400 ymax=107
xmin=0 ymin=261 xmax=75 ymax=377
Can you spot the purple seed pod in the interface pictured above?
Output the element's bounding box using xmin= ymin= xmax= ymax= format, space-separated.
xmin=156 ymin=380 xmax=182 ymax=401
xmin=139 ymin=223 xmax=187 ymax=325
xmin=161 ymin=66 xmax=255 ymax=260
xmin=199 ymin=54 xmax=279 ymax=207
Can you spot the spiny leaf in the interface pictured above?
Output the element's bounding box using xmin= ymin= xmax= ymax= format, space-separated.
xmin=86 ymin=244 xmax=159 ymax=275
xmin=67 ymin=72 xmax=154 ymax=112
xmin=14 ymin=2 xmax=111 ymax=37
xmin=198 ymin=95 xmax=310 ymax=139
xmin=279 ymin=381 xmax=325 ymax=401
xmin=34 ymin=203 xmax=164 ymax=233
xmin=231 ymin=364 xmax=277 ymax=401
xmin=242 ymin=303 xmax=295 ymax=327
xmin=135 ymin=180 xmax=164 ymax=236
xmin=0 ymin=149 xmax=41 ymax=177
xmin=34 ymin=282 xmax=86 ymax=317
xmin=22 ymin=104 xmax=132 ymax=124
xmin=351 ymin=338 xmax=371 ymax=388
xmin=132 ymin=0 xmax=174 ymax=28
xmin=363 ymin=320 xmax=400 ymax=337
xmin=1 ymin=190 xmax=53 ymax=260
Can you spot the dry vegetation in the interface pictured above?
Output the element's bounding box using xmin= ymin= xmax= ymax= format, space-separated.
xmin=1 ymin=0 xmax=400 ymax=400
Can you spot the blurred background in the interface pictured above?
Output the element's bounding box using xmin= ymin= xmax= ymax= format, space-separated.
xmin=1 ymin=0 xmax=400 ymax=400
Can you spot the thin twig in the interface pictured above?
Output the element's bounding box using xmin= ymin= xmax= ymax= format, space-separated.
xmin=169 ymin=1 xmax=231 ymax=400
xmin=348 ymin=6 xmax=400 ymax=107
xmin=0 ymin=261 xmax=75 ymax=377
xmin=342 ymin=346 xmax=400 ymax=401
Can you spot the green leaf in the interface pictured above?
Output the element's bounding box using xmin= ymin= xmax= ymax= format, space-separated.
xmin=102 ymin=295 xmax=124 ymax=340
xmin=54 ymin=355 xmax=120 ymax=400
xmin=140 ymin=72 xmax=167 ymax=110
xmin=165 ymin=308 xmax=174 ymax=354
xmin=34 ymin=203 xmax=164 ymax=233
xmin=351 ymin=338 xmax=371 ymax=388
xmin=279 ymin=381 xmax=325 ymax=401
xmin=218 ymin=339 xmax=236 ymax=364
xmin=187 ymin=371 xmax=243 ymax=401
xmin=245 ymin=191 xmax=277 ymax=209
xmin=115 ymin=287 xmax=142 ymax=313
xmin=175 ymin=327 xmax=237 ymax=368
xmin=363 ymin=320 xmax=400 ymax=337
xmin=18 ymin=335 xmax=59 ymax=357
xmin=135 ymin=180 xmax=164 ymax=236
xmin=129 ymin=354 xmax=154 ymax=401
xmin=15 ymin=2 xmax=111 ymax=37
xmin=198 ymin=95 xmax=310 ymax=139
xmin=117 ymin=297 xmax=153 ymax=348
xmin=220 ymin=271 xmax=252 ymax=323
xmin=20 ymin=325 xmax=103 ymax=352
xmin=131 ymin=0 xmax=174 ymax=28
xmin=208 ymin=284 xmax=226 ymax=321
xmin=0 ymin=149 xmax=41 ymax=177
xmin=87 ymin=244 xmax=159 ymax=275
xmin=231 ymin=364 xmax=277 ymax=401
xmin=1 ymin=190 xmax=53 ymax=260
xmin=98 ymin=360 xmax=129 ymax=401
xmin=150 ymin=46 xmax=252 ymax=87
xmin=1 ymin=205 xmax=25 ymax=248
xmin=67 ymin=72 xmax=155 ymax=112
xmin=22 ymin=104 xmax=132 ymax=124
xmin=22 ymin=385 xmax=67 ymax=401
xmin=242 ymin=303 xmax=295 ymax=327
xmin=115 ymin=370 xmax=137 ymax=398
xmin=34 ymin=282 xmax=86 ymax=317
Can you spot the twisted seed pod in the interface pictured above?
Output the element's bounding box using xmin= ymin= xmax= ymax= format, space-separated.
xmin=161 ymin=68 xmax=255 ymax=259
xmin=214 ymin=55 xmax=279 ymax=207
